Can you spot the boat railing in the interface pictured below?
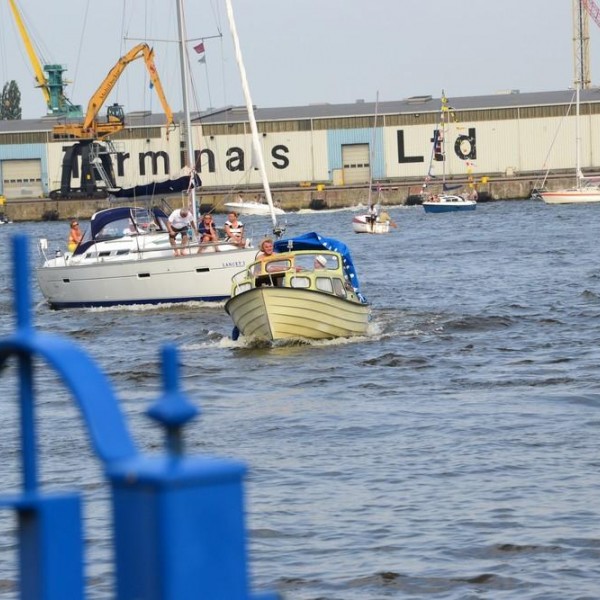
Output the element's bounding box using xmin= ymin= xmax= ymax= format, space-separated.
xmin=3 ymin=235 xmax=279 ymax=599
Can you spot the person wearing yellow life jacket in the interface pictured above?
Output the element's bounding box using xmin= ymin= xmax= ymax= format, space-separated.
xmin=67 ymin=220 xmax=83 ymax=252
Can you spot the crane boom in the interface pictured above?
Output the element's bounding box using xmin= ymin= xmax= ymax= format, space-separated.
xmin=583 ymin=0 xmax=600 ymax=28
xmin=53 ymin=43 xmax=174 ymax=140
xmin=8 ymin=0 xmax=82 ymax=116
xmin=8 ymin=0 xmax=48 ymax=104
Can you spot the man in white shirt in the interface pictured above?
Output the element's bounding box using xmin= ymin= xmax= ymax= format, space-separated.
xmin=167 ymin=207 xmax=197 ymax=256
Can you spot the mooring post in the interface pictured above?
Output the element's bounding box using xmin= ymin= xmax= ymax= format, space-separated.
xmin=0 ymin=235 xmax=278 ymax=599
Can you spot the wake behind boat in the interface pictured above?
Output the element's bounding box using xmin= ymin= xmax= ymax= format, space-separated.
xmin=225 ymin=232 xmax=370 ymax=341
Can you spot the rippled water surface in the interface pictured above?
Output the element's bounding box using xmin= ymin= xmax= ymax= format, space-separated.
xmin=2 ymin=200 xmax=600 ymax=599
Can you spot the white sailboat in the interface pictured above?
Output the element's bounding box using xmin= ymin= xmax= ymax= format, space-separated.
xmin=540 ymin=86 xmax=600 ymax=204
xmin=35 ymin=0 xmax=258 ymax=309
xmin=352 ymin=92 xmax=392 ymax=234
xmin=223 ymin=0 xmax=370 ymax=342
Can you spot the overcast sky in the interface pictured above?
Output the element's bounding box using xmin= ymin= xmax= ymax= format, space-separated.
xmin=0 ymin=0 xmax=595 ymax=120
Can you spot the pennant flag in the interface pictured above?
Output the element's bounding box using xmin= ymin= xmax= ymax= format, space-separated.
xmin=193 ymin=42 xmax=206 ymax=63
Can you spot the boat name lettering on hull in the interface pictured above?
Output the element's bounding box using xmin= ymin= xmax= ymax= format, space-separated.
xmin=223 ymin=261 xmax=246 ymax=268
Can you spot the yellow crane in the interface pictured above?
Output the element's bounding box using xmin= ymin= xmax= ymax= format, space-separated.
xmin=8 ymin=0 xmax=82 ymax=116
xmin=52 ymin=43 xmax=174 ymax=140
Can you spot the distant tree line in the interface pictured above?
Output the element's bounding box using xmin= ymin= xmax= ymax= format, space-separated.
xmin=1 ymin=81 xmax=21 ymax=120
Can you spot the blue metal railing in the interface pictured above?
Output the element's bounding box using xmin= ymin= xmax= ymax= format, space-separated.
xmin=0 ymin=234 xmax=278 ymax=600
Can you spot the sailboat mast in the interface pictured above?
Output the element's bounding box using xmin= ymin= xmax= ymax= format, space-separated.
xmin=224 ymin=0 xmax=278 ymax=232
xmin=175 ymin=0 xmax=198 ymax=218
xmin=367 ymin=91 xmax=379 ymax=207
xmin=441 ymin=90 xmax=447 ymax=189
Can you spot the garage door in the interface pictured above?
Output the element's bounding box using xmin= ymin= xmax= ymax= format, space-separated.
xmin=342 ymin=144 xmax=370 ymax=184
xmin=2 ymin=159 xmax=44 ymax=199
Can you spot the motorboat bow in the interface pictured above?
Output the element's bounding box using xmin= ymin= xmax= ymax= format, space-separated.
xmin=225 ymin=232 xmax=370 ymax=341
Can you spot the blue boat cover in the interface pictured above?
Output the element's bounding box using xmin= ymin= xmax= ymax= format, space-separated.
xmin=112 ymin=173 xmax=200 ymax=200
xmin=274 ymin=231 xmax=366 ymax=302
xmin=73 ymin=206 xmax=169 ymax=256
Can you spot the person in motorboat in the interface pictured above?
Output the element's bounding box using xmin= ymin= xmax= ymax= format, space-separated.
xmin=314 ymin=255 xmax=328 ymax=269
xmin=255 ymin=238 xmax=274 ymax=260
xmin=198 ymin=213 xmax=218 ymax=241
xmin=167 ymin=207 xmax=197 ymax=256
xmin=224 ymin=211 xmax=245 ymax=247
xmin=67 ymin=220 xmax=84 ymax=252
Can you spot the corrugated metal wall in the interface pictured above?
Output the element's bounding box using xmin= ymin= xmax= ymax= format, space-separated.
xmin=20 ymin=109 xmax=600 ymax=197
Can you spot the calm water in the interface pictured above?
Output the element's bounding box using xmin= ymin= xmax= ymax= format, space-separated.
xmin=2 ymin=200 xmax=600 ymax=599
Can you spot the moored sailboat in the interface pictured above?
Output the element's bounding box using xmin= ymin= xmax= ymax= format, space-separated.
xmin=540 ymin=86 xmax=600 ymax=204
xmin=421 ymin=92 xmax=477 ymax=213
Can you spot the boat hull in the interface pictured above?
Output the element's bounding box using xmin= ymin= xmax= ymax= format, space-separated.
xmin=352 ymin=214 xmax=390 ymax=234
xmin=540 ymin=189 xmax=600 ymax=204
xmin=225 ymin=287 xmax=371 ymax=341
xmin=37 ymin=246 xmax=258 ymax=308
xmin=423 ymin=196 xmax=476 ymax=213
xmin=224 ymin=201 xmax=285 ymax=216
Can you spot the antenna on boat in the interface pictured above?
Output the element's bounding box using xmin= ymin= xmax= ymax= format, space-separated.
xmin=224 ymin=0 xmax=284 ymax=238
xmin=175 ymin=0 xmax=198 ymax=219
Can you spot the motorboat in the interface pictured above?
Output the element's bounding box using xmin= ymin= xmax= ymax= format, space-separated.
xmin=422 ymin=194 xmax=477 ymax=213
xmin=225 ymin=232 xmax=370 ymax=341
xmin=36 ymin=205 xmax=257 ymax=308
xmin=222 ymin=3 xmax=369 ymax=342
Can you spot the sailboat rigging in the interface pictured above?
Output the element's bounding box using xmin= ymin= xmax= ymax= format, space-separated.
xmin=421 ymin=91 xmax=477 ymax=213
xmin=539 ymin=84 xmax=600 ymax=204
xmin=176 ymin=0 xmax=199 ymax=218
xmin=351 ymin=92 xmax=393 ymax=234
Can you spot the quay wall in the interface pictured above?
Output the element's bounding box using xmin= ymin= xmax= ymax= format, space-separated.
xmin=1 ymin=174 xmax=560 ymax=222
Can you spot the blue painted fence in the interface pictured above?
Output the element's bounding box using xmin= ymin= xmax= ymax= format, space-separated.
xmin=0 ymin=235 xmax=278 ymax=600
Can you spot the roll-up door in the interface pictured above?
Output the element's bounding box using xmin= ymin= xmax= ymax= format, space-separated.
xmin=341 ymin=144 xmax=370 ymax=184
xmin=2 ymin=159 xmax=44 ymax=199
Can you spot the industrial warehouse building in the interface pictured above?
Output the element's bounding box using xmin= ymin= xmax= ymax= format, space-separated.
xmin=0 ymin=88 xmax=599 ymax=200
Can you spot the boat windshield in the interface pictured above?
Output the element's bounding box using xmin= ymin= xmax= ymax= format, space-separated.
xmin=294 ymin=253 xmax=339 ymax=271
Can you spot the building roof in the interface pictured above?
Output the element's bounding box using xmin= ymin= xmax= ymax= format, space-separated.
xmin=4 ymin=88 xmax=600 ymax=133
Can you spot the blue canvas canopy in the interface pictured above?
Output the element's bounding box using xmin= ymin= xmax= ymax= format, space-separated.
xmin=274 ymin=231 xmax=366 ymax=301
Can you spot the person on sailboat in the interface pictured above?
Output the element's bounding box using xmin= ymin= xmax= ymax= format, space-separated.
xmin=67 ymin=220 xmax=84 ymax=252
xmin=367 ymin=204 xmax=378 ymax=230
xmin=224 ymin=211 xmax=245 ymax=247
xmin=198 ymin=214 xmax=218 ymax=241
xmin=167 ymin=207 xmax=197 ymax=256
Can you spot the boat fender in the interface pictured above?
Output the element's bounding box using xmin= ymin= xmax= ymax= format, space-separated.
xmin=231 ymin=326 xmax=240 ymax=341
